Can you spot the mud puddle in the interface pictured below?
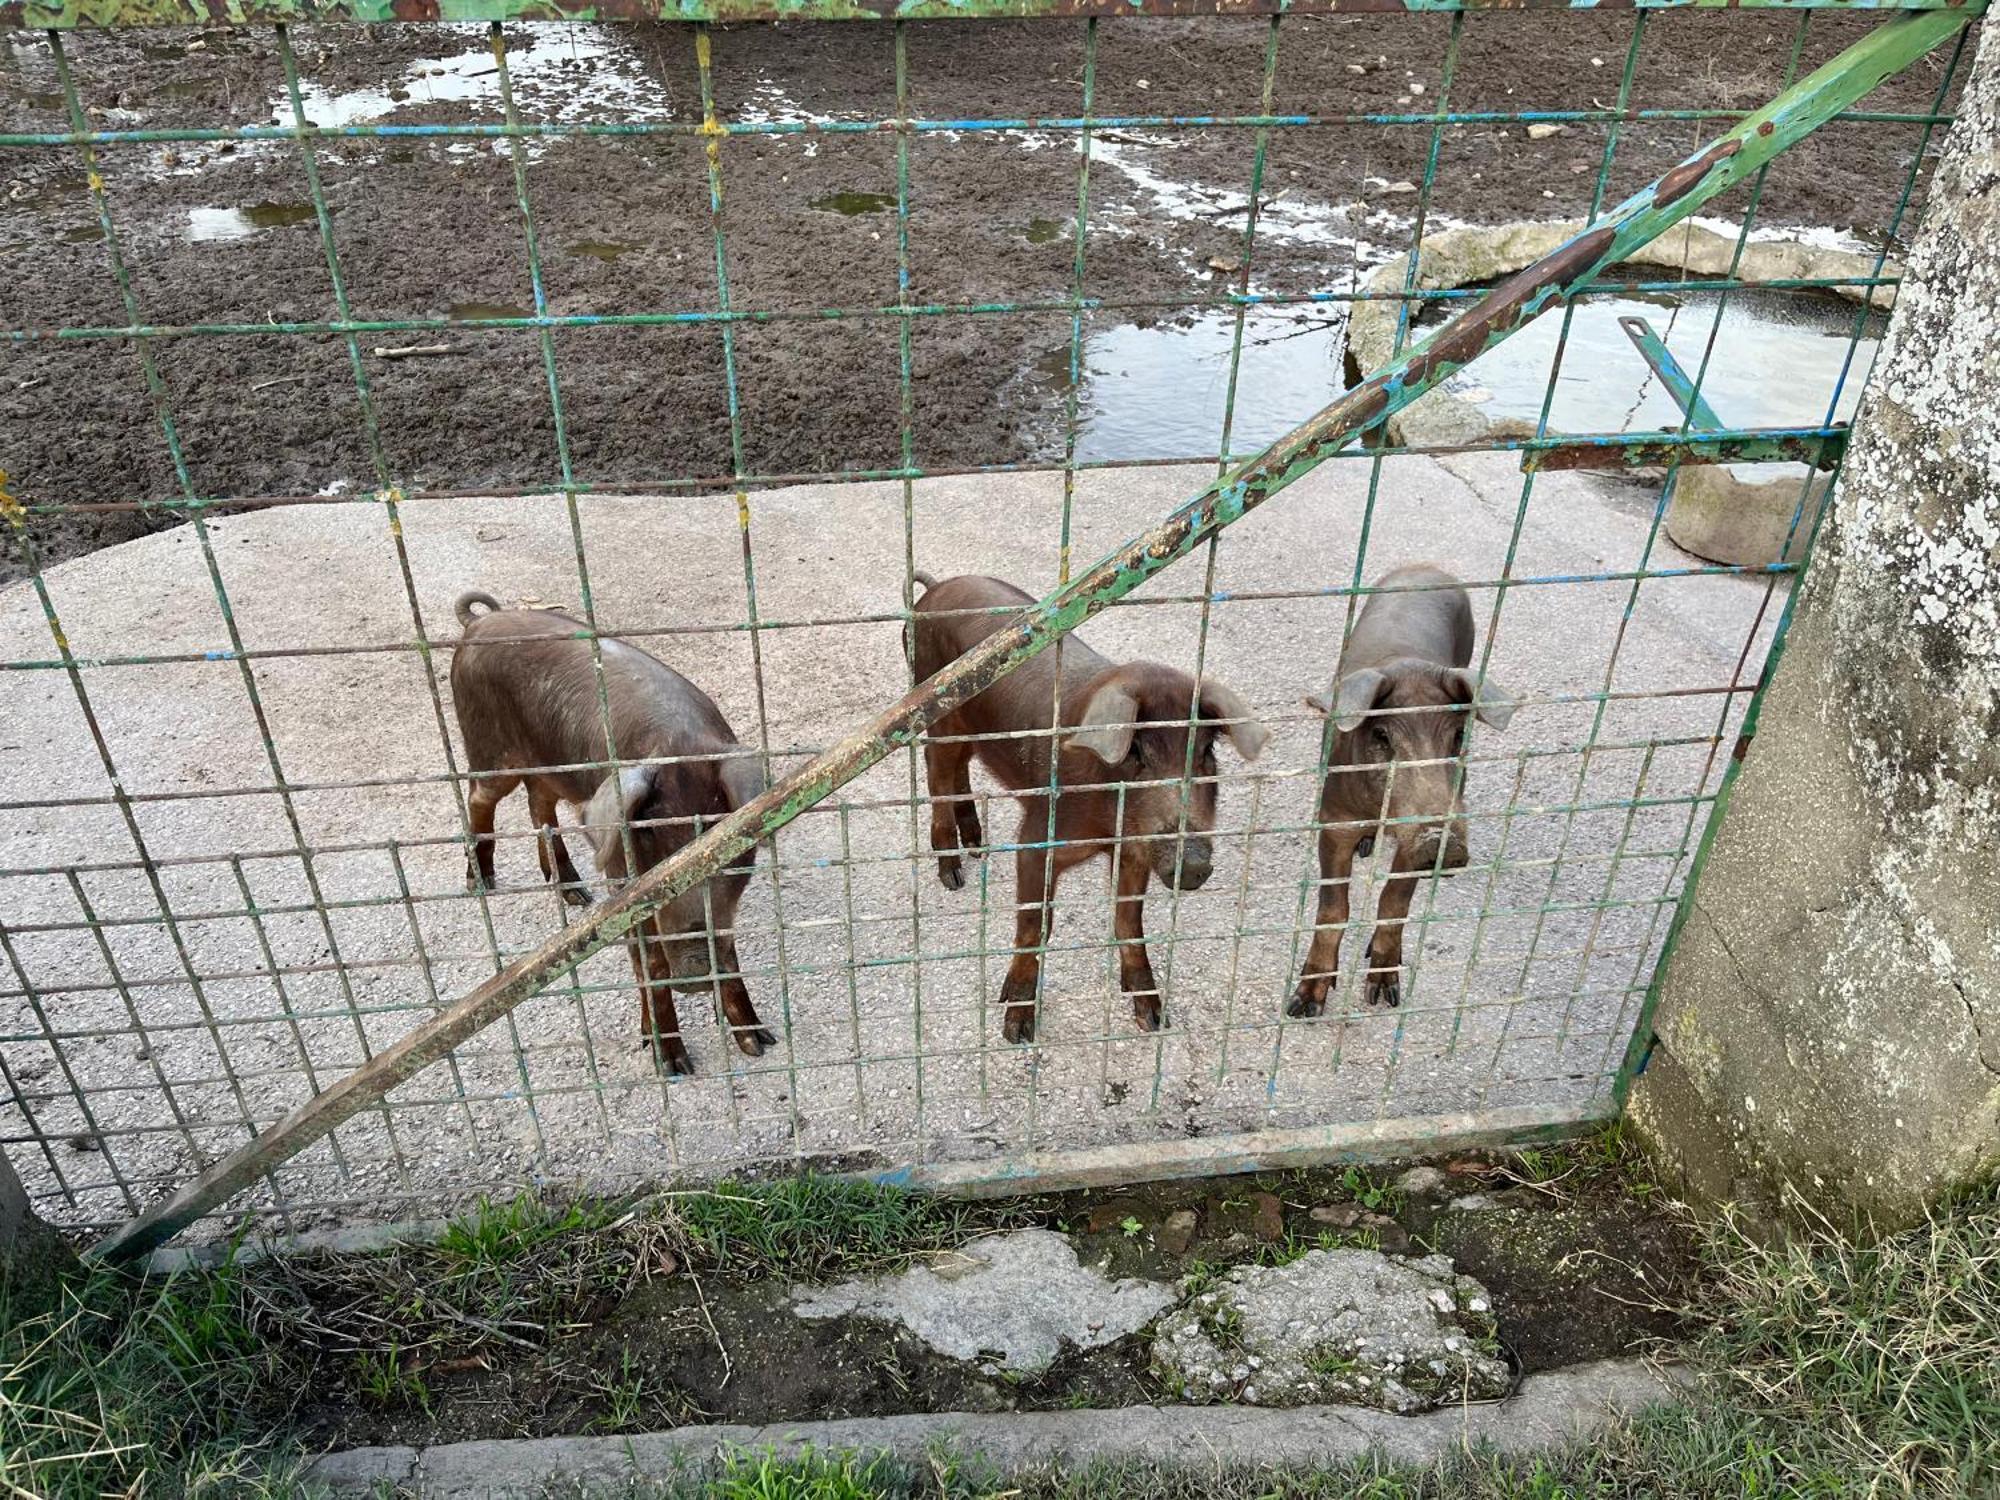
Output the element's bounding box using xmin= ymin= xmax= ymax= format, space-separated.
xmin=282 ymin=22 xmax=678 ymax=134
xmin=183 ymin=200 xmax=319 ymax=241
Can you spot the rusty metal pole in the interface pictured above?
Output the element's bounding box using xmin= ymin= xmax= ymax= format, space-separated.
xmin=86 ymin=3 xmax=1979 ymax=1262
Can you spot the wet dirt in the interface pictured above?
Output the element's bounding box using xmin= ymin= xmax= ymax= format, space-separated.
xmin=0 ymin=12 xmax=1963 ymax=581
xmin=299 ymin=1155 xmax=1696 ymax=1448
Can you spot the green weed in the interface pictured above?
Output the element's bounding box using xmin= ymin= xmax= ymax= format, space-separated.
xmin=352 ymin=1343 xmax=433 ymax=1413
xmin=1337 ymin=1165 xmax=1404 ymax=1214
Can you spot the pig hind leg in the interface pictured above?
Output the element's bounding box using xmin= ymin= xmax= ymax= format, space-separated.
xmin=465 ymin=771 xmax=522 ymax=892
xmin=526 ymin=779 xmax=590 ymax=906
xmin=925 ymin=731 xmax=981 ymax=891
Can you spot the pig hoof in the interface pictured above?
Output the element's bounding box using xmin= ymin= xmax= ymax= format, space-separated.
xmin=1355 ymin=834 xmax=1376 ymax=860
xmin=558 ymin=882 xmax=591 ymax=908
xmin=647 ymin=1041 xmax=695 ymax=1077
xmin=1364 ymin=975 xmax=1402 ymax=1010
xmin=1001 ymin=1007 xmax=1037 ymax=1045
xmin=736 ymin=1026 xmax=777 ymax=1056
xmin=937 ymin=857 xmax=965 ymax=891
xmin=1287 ymin=985 xmax=1327 ymax=1019
xmin=464 ymin=868 xmax=491 ymax=894
xmin=1133 ymin=1005 xmax=1163 ymax=1034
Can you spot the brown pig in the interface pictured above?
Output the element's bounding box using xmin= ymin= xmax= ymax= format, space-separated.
xmin=1288 ymin=564 xmax=1516 ymax=1016
xmin=909 ymin=572 xmax=1268 ymax=1043
xmin=448 ymin=591 xmax=772 ymax=1074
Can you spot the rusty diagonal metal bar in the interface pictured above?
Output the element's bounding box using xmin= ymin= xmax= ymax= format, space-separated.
xmin=88 ymin=4 xmax=1977 ymax=1261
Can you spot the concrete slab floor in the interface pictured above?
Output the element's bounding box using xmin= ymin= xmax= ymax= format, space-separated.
xmin=0 ymin=454 xmax=1781 ymax=1235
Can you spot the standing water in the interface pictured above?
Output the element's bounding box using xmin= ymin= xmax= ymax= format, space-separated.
xmin=1037 ymin=308 xmax=1346 ymax=466
xmin=1420 ymin=287 xmax=1885 ymax=436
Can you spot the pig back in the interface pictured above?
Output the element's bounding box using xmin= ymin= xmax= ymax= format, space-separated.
xmin=1340 ymin=564 xmax=1474 ymax=674
xmin=452 ymin=610 xmax=739 ymax=802
xmin=912 ymin=575 xmax=1115 ymax=790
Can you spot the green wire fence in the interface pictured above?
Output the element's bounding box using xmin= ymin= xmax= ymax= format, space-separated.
xmin=0 ymin=0 xmax=1977 ymax=1255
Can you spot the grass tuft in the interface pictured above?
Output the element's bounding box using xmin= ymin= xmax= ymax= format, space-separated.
xmin=0 ymin=1256 xmax=307 ymax=1499
xmin=672 ymin=1177 xmax=1036 ymax=1280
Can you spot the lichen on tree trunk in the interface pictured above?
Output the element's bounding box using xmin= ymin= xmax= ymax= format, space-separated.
xmin=1631 ymin=21 xmax=2000 ymax=1231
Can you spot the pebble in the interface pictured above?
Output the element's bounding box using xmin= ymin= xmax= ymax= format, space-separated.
xmin=1394 ymin=1165 xmax=1449 ymax=1198
xmin=1250 ymin=1191 xmax=1286 ymax=1244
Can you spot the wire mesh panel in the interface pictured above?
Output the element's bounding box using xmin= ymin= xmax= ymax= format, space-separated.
xmin=0 ymin=1 xmax=1973 ymax=1240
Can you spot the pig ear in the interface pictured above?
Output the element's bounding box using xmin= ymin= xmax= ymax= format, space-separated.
xmin=1329 ymin=669 xmax=1387 ymax=734
xmin=1449 ymin=669 xmax=1518 ymax=732
xmin=1068 ymin=682 xmax=1139 ymax=765
xmin=582 ymin=765 xmax=654 ymax=862
xmin=718 ymin=749 xmax=774 ymax=853
xmin=719 ymin=750 xmax=767 ymax=814
xmin=1199 ymin=679 xmax=1269 ymax=762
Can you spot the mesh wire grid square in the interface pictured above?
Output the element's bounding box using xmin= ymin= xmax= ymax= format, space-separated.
xmin=0 ymin=0 xmax=1975 ymax=1245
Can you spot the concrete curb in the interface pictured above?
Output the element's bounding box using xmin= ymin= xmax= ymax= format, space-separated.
xmin=309 ymin=1357 xmax=1687 ymax=1496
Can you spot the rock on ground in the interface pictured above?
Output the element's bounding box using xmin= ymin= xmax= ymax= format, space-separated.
xmin=1151 ymin=1250 xmax=1510 ymax=1413
xmin=791 ymin=1229 xmax=1175 ymax=1374
xmin=1394 ymin=1165 xmax=1451 ymax=1199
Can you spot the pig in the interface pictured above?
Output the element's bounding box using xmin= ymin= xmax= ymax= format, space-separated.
xmin=908 ymin=572 xmax=1268 ymax=1043
xmin=1288 ymin=564 xmax=1516 ymax=1017
xmin=448 ymin=590 xmax=772 ymax=1075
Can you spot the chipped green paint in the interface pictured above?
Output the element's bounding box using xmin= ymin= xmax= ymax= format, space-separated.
xmin=1619 ymin=315 xmax=1726 ymax=431
xmin=0 ymin=0 xmax=1981 ymax=28
xmin=85 ymin=3 xmax=1979 ymax=1262
xmin=1523 ymin=428 xmax=1849 ymax=473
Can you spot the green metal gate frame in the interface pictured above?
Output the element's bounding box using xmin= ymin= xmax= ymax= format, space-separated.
xmin=0 ymin=0 xmax=1979 ymax=1259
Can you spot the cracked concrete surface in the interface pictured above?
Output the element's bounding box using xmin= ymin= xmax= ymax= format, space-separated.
xmin=792 ymin=1229 xmax=1175 ymax=1373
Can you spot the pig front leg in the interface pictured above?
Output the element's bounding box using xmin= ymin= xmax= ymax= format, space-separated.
xmin=697 ymin=932 xmax=777 ymax=1058
xmin=1289 ymin=821 xmax=1364 ymax=1018
xmin=997 ymin=806 xmax=1090 ymax=1044
xmin=628 ymin=922 xmax=693 ymax=1076
xmin=1362 ymin=841 xmax=1425 ymax=1010
xmin=1112 ymin=843 xmax=1163 ymax=1032
xmin=528 ymin=781 xmax=590 ymax=907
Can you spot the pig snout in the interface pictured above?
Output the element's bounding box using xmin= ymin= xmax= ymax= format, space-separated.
xmin=1155 ymin=836 xmax=1214 ymax=890
xmin=1409 ymin=820 xmax=1470 ymax=873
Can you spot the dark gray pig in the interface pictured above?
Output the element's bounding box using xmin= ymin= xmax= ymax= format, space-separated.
xmin=1289 ymin=564 xmax=1516 ymax=1016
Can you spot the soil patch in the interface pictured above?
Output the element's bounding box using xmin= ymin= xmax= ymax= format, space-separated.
xmin=276 ymin=1151 xmax=1697 ymax=1449
xmin=2 ymin=12 xmax=1963 ymax=579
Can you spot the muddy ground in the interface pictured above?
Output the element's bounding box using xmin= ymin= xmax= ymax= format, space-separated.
xmin=283 ymin=1153 xmax=1695 ymax=1449
xmin=1 ymin=11 xmax=1964 ymax=579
